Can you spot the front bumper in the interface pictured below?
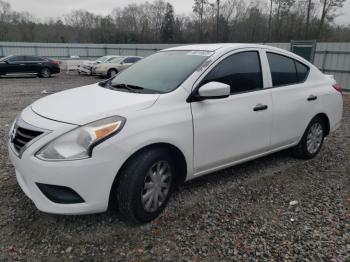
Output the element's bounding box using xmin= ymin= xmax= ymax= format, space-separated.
xmin=78 ymin=67 xmax=92 ymax=75
xmin=8 ymin=107 xmax=127 ymax=215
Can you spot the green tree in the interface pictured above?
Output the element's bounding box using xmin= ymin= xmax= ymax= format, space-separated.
xmin=161 ymin=3 xmax=175 ymax=42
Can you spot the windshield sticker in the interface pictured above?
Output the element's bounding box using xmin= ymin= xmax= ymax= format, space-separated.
xmin=196 ymin=60 xmax=212 ymax=72
xmin=186 ymin=51 xmax=213 ymax=57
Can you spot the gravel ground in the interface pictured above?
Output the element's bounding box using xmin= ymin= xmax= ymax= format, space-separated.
xmin=0 ymin=73 xmax=349 ymax=261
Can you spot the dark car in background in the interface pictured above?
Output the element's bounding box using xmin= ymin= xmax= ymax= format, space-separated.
xmin=0 ymin=55 xmax=60 ymax=78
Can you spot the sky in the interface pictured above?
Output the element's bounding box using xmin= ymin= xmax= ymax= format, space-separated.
xmin=8 ymin=0 xmax=350 ymax=25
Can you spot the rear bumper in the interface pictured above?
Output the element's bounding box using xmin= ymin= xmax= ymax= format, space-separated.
xmin=51 ymin=67 xmax=60 ymax=74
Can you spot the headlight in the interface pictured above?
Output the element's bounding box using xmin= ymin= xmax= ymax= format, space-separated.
xmin=36 ymin=116 xmax=126 ymax=161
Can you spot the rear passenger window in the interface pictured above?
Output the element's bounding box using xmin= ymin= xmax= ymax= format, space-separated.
xmin=124 ymin=57 xmax=134 ymax=63
xmin=202 ymin=51 xmax=263 ymax=94
xmin=267 ymin=52 xmax=309 ymax=87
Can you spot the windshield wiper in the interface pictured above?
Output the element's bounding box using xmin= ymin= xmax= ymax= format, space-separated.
xmin=110 ymin=83 xmax=144 ymax=93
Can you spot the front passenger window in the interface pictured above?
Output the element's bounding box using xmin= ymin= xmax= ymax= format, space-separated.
xmin=8 ymin=56 xmax=25 ymax=62
xmin=202 ymin=51 xmax=263 ymax=94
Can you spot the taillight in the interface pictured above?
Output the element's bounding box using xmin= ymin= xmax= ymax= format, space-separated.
xmin=51 ymin=60 xmax=60 ymax=65
xmin=333 ymin=84 xmax=342 ymax=94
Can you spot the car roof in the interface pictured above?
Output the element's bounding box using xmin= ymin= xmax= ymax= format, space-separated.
xmin=163 ymin=43 xmax=267 ymax=52
xmin=162 ymin=43 xmax=311 ymax=65
xmin=163 ymin=43 xmax=289 ymax=53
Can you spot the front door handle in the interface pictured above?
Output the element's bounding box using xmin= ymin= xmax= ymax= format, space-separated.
xmin=307 ymin=95 xmax=318 ymax=101
xmin=253 ymin=104 xmax=268 ymax=112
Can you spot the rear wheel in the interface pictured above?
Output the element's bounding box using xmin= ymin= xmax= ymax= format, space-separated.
xmin=39 ymin=68 xmax=51 ymax=78
xmin=113 ymin=148 xmax=175 ymax=224
xmin=293 ymin=116 xmax=325 ymax=159
xmin=107 ymin=69 xmax=117 ymax=78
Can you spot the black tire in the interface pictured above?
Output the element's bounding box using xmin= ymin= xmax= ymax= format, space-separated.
xmin=39 ymin=67 xmax=51 ymax=78
xmin=113 ymin=148 xmax=175 ymax=224
xmin=293 ymin=116 xmax=326 ymax=159
xmin=107 ymin=69 xmax=117 ymax=78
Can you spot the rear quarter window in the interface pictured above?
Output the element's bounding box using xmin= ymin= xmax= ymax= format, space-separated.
xmin=295 ymin=61 xmax=309 ymax=82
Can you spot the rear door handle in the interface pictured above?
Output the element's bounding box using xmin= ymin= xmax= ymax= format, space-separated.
xmin=253 ymin=104 xmax=268 ymax=112
xmin=307 ymin=95 xmax=318 ymax=101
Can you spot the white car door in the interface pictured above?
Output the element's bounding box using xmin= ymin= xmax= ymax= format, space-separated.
xmin=191 ymin=50 xmax=273 ymax=175
xmin=264 ymin=50 xmax=319 ymax=149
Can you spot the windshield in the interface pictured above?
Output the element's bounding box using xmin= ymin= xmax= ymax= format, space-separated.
xmin=109 ymin=57 xmax=125 ymax=63
xmin=110 ymin=51 xmax=212 ymax=93
xmin=96 ymin=56 xmax=111 ymax=63
xmin=0 ymin=55 xmax=12 ymax=62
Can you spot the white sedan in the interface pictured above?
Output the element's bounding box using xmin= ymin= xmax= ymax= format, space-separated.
xmin=8 ymin=44 xmax=343 ymax=223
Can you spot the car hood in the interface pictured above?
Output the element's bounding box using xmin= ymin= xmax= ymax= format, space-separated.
xmin=31 ymin=84 xmax=159 ymax=125
xmin=82 ymin=61 xmax=96 ymax=66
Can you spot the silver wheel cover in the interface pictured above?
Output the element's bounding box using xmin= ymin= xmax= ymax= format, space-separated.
xmin=141 ymin=160 xmax=172 ymax=213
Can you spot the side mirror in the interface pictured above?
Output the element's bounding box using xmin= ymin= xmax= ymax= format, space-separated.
xmin=189 ymin=82 xmax=230 ymax=102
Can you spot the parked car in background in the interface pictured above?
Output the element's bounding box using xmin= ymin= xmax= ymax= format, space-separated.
xmin=78 ymin=56 xmax=120 ymax=75
xmin=8 ymin=44 xmax=343 ymax=224
xmin=93 ymin=56 xmax=143 ymax=78
xmin=0 ymin=55 xmax=60 ymax=78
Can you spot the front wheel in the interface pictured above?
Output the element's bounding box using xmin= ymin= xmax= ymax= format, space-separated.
xmin=113 ymin=148 xmax=175 ymax=224
xmin=293 ymin=116 xmax=325 ymax=159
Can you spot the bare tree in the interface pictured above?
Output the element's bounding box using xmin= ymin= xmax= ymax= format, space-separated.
xmin=193 ymin=0 xmax=209 ymax=41
xmin=0 ymin=0 xmax=349 ymax=44
xmin=319 ymin=0 xmax=346 ymax=38
xmin=305 ymin=0 xmax=312 ymax=35
xmin=268 ymin=0 xmax=274 ymax=41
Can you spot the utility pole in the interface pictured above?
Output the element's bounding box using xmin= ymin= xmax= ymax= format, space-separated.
xmin=216 ymin=0 xmax=220 ymax=42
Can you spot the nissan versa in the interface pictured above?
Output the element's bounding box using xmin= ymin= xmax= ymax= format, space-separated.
xmin=8 ymin=44 xmax=343 ymax=223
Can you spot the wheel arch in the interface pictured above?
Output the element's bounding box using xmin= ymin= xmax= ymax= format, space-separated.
xmin=314 ymin=112 xmax=330 ymax=136
xmin=108 ymin=142 xmax=187 ymax=209
xmin=108 ymin=67 xmax=118 ymax=73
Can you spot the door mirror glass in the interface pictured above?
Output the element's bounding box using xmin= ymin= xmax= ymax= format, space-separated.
xmin=197 ymin=81 xmax=230 ymax=99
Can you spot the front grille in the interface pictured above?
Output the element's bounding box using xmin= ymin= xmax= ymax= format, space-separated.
xmin=12 ymin=126 xmax=43 ymax=153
